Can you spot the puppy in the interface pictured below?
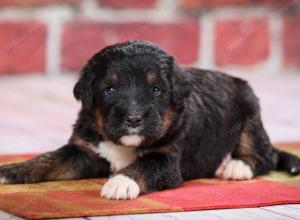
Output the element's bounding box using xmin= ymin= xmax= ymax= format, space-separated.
xmin=1 ymin=40 xmax=300 ymax=200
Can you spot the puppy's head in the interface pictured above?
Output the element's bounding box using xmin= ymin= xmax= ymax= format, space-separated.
xmin=74 ymin=40 xmax=191 ymax=147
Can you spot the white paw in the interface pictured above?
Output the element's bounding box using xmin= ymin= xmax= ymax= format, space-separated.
xmin=220 ymin=159 xmax=254 ymax=180
xmin=101 ymin=174 xmax=140 ymax=200
xmin=215 ymin=154 xmax=232 ymax=178
xmin=0 ymin=176 xmax=9 ymax=184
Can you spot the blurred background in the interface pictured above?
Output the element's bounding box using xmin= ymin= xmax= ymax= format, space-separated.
xmin=0 ymin=0 xmax=299 ymax=154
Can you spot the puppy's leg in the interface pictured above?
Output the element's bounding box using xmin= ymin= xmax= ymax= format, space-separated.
xmin=101 ymin=151 xmax=182 ymax=200
xmin=216 ymin=117 xmax=278 ymax=180
xmin=0 ymin=143 xmax=110 ymax=184
xmin=216 ymin=157 xmax=254 ymax=180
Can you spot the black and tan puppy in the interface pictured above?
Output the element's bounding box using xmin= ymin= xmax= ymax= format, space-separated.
xmin=1 ymin=40 xmax=300 ymax=200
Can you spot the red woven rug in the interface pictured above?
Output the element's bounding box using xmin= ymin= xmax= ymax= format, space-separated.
xmin=0 ymin=143 xmax=300 ymax=219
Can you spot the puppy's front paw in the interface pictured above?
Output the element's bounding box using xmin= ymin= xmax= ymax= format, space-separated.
xmin=101 ymin=174 xmax=140 ymax=200
xmin=0 ymin=162 xmax=37 ymax=184
xmin=0 ymin=176 xmax=10 ymax=184
xmin=0 ymin=164 xmax=18 ymax=184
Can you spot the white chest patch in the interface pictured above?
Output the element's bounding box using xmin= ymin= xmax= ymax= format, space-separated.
xmin=97 ymin=141 xmax=137 ymax=172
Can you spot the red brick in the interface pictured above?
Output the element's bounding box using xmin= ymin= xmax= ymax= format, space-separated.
xmin=215 ymin=18 xmax=269 ymax=66
xmin=180 ymin=0 xmax=251 ymax=9
xmin=62 ymin=21 xmax=200 ymax=71
xmin=180 ymin=0 xmax=296 ymax=9
xmin=0 ymin=21 xmax=47 ymax=74
xmin=99 ymin=0 xmax=156 ymax=9
xmin=0 ymin=0 xmax=80 ymax=7
xmin=283 ymin=16 xmax=300 ymax=67
xmin=259 ymin=0 xmax=297 ymax=9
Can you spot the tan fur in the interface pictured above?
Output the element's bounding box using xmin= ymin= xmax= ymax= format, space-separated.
xmin=236 ymin=131 xmax=259 ymax=169
xmin=111 ymin=73 xmax=118 ymax=83
xmin=161 ymin=106 xmax=174 ymax=136
xmin=147 ymin=72 xmax=157 ymax=83
xmin=95 ymin=111 xmax=108 ymax=138
xmin=69 ymin=134 xmax=98 ymax=154
xmin=46 ymin=164 xmax=77 ymax=181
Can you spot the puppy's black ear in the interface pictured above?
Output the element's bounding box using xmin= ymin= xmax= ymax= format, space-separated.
xmin=73 ymin=64 xmax=96 ymax=109
xmin=170 ymin=67 xmax=191 ymax=107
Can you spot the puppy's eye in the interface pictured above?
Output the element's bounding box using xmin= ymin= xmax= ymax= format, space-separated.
xmin=152 ymin=85 xmax=161 ymax=96
xmin=104 ymin=87 xmax=116 ymax=95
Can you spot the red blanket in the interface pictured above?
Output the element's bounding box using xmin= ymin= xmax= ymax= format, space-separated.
xmin=0 ymin=143 xmax=299 ymax=219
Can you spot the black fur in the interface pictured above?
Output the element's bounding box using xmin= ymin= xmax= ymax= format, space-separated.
xmin=1 ymin=40 xmax=300 ymax=197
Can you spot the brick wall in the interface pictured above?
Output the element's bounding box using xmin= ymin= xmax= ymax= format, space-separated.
xmin=0 ymin=0 xmax=299 ymax=76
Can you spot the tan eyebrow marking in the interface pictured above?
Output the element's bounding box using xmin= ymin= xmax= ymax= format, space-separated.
xmin=111 ymin=73 xmax=118 ymax=82
xmin=147 ymin=72 xmax=157 ymax=83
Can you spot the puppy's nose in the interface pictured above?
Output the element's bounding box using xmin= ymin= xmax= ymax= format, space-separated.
xmin=126 ymin=115 xmax=142 ymax=128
